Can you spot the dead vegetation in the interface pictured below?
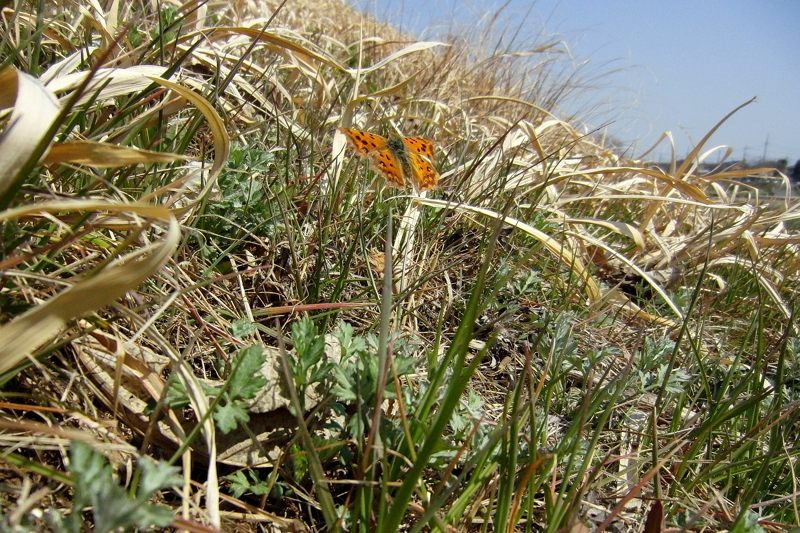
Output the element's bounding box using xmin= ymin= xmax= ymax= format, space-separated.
xmin=0 ymin=0 xmax=798 ymax=531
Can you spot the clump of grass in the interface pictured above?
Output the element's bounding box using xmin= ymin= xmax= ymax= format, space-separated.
xmin=1 ymin=0 xmax=798 ymax=531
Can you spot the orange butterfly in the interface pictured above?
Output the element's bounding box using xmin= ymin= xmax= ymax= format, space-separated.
xmin=339 ymin=127 xmax=439 ymax=191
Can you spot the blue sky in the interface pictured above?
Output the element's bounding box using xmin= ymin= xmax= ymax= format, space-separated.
xmin=351 ymin=0 xmax=799 ymax=164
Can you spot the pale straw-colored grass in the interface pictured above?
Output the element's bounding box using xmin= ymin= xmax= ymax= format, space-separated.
xmin=1 ymin=0 xmax=797 ymax=530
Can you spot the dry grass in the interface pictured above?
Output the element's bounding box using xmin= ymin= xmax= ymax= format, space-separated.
xmin=1 ymin=0 xmax=798 ymax=531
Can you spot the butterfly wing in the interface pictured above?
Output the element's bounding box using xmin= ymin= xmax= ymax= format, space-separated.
xmin=402 ymin=137 xmax=436 ymax=163
xmin=402 ymin=137 xmax=439 ymax=190
xmin=369 ymin=146 xmax=405 ymax=188
xmin=339 ymin=128 xmax=405 ymax=187
xmin=339 ymin=128 xmax=388 ymax=155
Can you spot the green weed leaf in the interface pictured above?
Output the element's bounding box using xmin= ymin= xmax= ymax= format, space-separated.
xmin=67 ymin=441 xmax=177 ymax=532
xmin=231 ymin=318 xmax=257 ymax=339
xmin=229 ymin=345 xmax=267 ymax=400
xmin=214 ymin=402 xmax=251 ymax=434
xmin=292 ymin=317 xmax=326 ymax=374
xmin=224 ymin=470 xmax=270 ymax=498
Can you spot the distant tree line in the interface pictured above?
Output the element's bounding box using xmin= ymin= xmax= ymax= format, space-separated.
xmin=794 ymin=159 xmax=800 ymax=184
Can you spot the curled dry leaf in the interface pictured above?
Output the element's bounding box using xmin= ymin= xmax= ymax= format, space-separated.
xmin=0 ymin=66 xmax=61 ymax=198
xmin=42 ymin=141 xmax=191 ymax=168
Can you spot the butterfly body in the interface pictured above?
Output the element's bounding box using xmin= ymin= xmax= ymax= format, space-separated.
xmin=339 ymin=127 xmax=439 ymax=191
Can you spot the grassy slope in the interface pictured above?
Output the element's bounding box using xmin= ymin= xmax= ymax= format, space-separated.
xmin=0 ymin=0 xmax=798 ymax=531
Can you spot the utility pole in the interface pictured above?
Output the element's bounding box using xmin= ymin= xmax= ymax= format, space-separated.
xmin=762 ymin=135 xmax=769 ymax=163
